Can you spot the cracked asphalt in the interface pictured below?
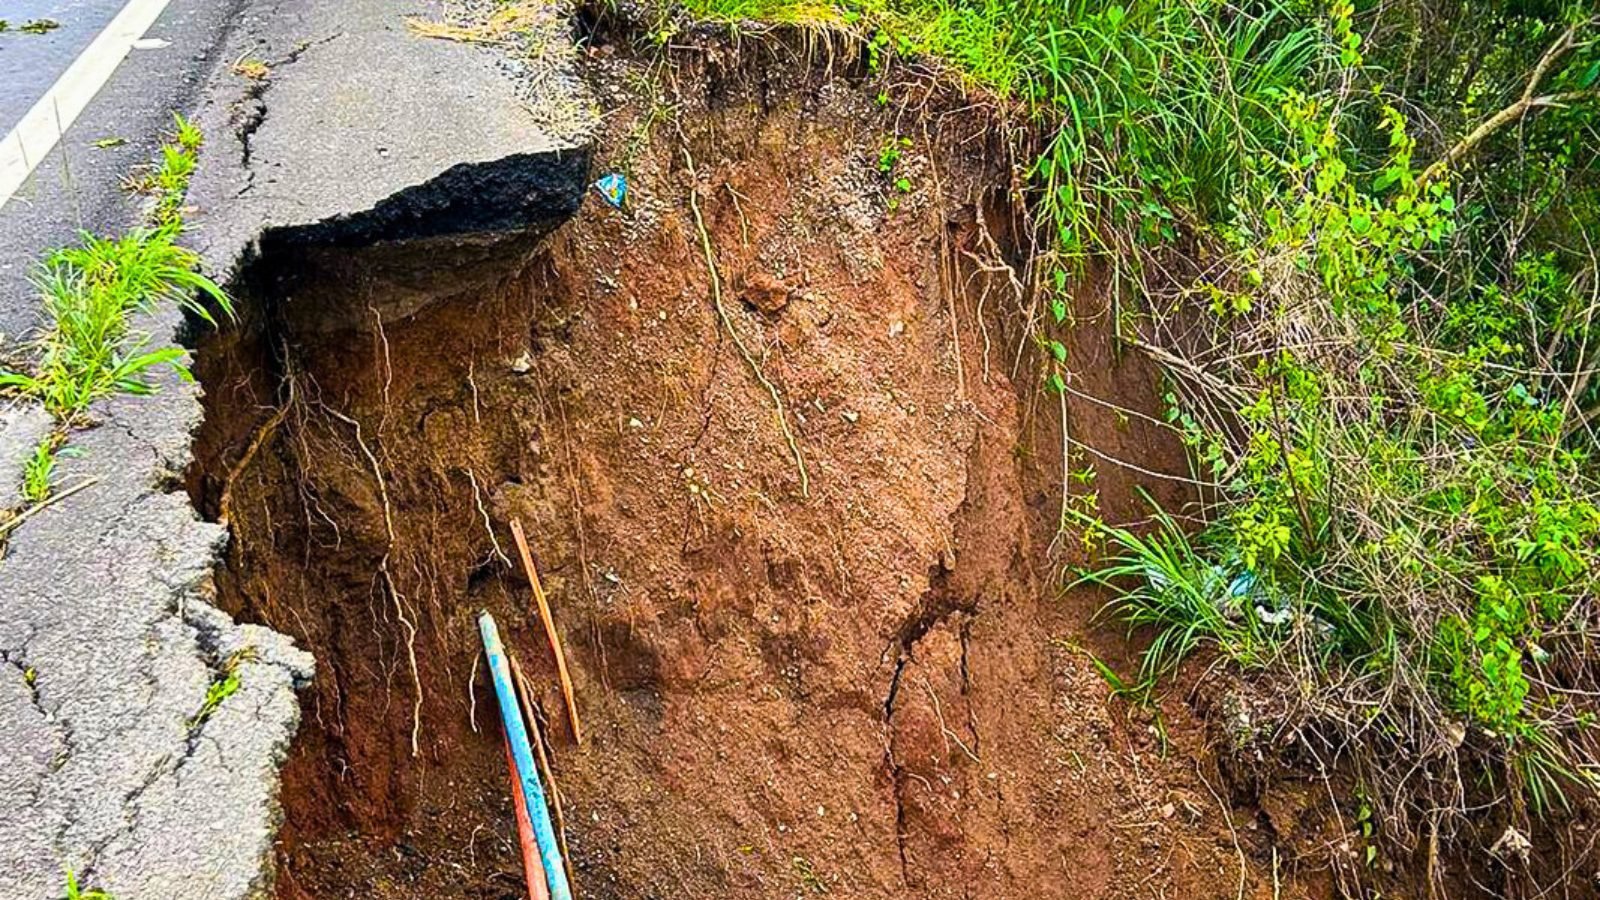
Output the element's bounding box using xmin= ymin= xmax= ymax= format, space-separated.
xmin=0 ymin=0 xmax=592 ymax=896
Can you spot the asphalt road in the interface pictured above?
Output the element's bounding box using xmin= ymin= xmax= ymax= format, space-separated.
xmin=0 ymin=0 xmax=130 ymax=130
xmin=0 ymin=0 xmax=243 ymax=342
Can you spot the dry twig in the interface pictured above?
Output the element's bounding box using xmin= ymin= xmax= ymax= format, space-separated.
xmin=1419 ymin=19 xmax=1599 ymax=187
xmin=510 ymin=650 xmax=575 ymax=890
xmin=510 ymin=517 xmax=583 ymax=744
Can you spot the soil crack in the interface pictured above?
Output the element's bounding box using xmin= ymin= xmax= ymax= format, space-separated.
xmin=881 ymin=559 xmax=977 ymax=889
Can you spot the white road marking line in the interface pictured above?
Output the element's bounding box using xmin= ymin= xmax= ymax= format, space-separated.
xmin=0 ymin=0 xmax=177 ymax=211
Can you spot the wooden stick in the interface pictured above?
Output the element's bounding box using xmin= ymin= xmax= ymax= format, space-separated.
xmin=510 ymin=517 xmax=583 ymax=744
xmin=510 ymin=651 xmax=576 ymax=891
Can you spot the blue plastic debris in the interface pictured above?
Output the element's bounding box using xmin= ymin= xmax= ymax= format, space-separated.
xmin=593 ymin=172 xmax=626 ymax=208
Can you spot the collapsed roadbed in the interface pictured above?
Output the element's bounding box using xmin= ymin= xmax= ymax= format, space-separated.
xmin=182 ymin=4 xmax=1266 ymax=897
xmin=0 ymin=1 xmax=591 ymax=897
xmin=5 ymin=1 xmax=1370 ymax=897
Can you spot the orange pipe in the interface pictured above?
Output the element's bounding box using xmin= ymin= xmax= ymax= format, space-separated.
xmin=504 ymin=735 xmax=551 ymax=900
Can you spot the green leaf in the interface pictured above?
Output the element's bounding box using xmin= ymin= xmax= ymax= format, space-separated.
xmin=1578 ymin=60 xmax=1600 ymax=90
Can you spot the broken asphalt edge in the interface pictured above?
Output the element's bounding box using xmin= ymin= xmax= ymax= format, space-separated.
xmin=0 ymin=0 xmax=594 ymax=897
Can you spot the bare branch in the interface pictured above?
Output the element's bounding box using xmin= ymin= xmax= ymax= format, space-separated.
xmin=1418 ymin=20 xmax=1598 ymax=188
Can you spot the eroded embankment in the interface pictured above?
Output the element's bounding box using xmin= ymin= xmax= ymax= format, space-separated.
xmin=189 ymin=28 xmax=1278 ymax=900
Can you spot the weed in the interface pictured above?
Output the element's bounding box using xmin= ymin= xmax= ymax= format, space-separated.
xmin=171 ymin=114 xmax=202 ymax=153
xmin=876 ymin=136 xmax=909 ymax=173
xmin=64 ymin=868 xmax=112 ymax=900
xmin=189 ymin=650 xmax=253 ymax=729
xmin=191 ymin=671 xmax=240 ymax=726
xmin=125 ymin=115 xmax=203 ymax=224
xmin=21 ymin=435 xmax=59 ymax=505
xmin=1065 ymin=13 xmax=1600 ymax=856
xmin=1084 ymin=649 xmax=1153 ymax=706
xmin=1354 ymin=792 xmax=1378 ymax=867
xmin=1 ymin=119 xmax=229 ymax=419
xmin=1072 ymin=499 xmax=1281 ymax=681
xmin=791 ymin=856 xmax=828 ymax=894
xmin=876 ymin=136 xmax=915 ymax=207
xmin=0 ymin=225 xmax=229 ymax=418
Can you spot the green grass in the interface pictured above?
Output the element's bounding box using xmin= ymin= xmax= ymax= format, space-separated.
xmin=678 ymin=0 xmax=1325 ymax=260
xmin=125 ymin=114 xmax=203 ymax=225
xmin=63 ymin=868 xmax=112 ymax=900
xmin=189 ymin=648 xmax=253 ymax=730
xmin=0 ymin=116 xmax=229 ymax=420
xmin=21 ymin=436 xmax=59 ymax=505
xmin=189 ymin=668 xmax=241 ymax=729
xmin=1071 ymin=500 xmax=1279 ymax=681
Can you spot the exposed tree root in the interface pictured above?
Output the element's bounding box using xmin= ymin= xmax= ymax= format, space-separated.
xmin=323 ymin=404 xmax=423 ymax=757
xmin=679 ymin=139 xmax=810 ymax=499
xmin=218 ymin=375 xmax=295 ymax=530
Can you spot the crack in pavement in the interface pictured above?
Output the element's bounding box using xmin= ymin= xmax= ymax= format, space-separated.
xmin=234 ymin=32 xmax=344 ymax=167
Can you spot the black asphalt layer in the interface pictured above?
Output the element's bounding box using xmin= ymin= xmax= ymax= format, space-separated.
xmin=0 ymin=0 xmax=246 ymax=344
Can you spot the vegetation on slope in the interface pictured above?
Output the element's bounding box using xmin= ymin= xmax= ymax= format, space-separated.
xmin=663 ymin=0 xmax=1600 ymax=879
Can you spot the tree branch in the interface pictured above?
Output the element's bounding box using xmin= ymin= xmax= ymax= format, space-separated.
xmin=1418 ymin=20 xmax=1597 ymax=188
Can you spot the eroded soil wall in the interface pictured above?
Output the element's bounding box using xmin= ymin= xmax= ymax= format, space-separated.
xmin=190 ymin=33 xmax=1268 ymax=900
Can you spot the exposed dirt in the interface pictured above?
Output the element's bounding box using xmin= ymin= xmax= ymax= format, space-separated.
xmin=188 ymin=28 xmax=1370 ymax=900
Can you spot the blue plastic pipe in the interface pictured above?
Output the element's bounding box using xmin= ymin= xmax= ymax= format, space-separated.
xmin=479 ymin=611 xmax=573 ymax=900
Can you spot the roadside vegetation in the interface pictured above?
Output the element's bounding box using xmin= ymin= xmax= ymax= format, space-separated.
xmin=1 ymin=115 xmax=227 ymax=421
xmin=662 ymin=0 xmax=1600 ymax=883
xmin=3 ymin=117 xmax=226 ymax=898
xmin=0 ymin=115 xmax=228 ymax=510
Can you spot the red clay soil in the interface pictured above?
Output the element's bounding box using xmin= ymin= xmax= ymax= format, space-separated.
xmin=190 ymin=33 xmax=1361 ymax=900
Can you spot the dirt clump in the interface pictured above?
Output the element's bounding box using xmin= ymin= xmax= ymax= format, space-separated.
xmin=738 ymin=272 xmax=797 ymax=314
xmin=190 ymin=28 xmax=1315 ymax=900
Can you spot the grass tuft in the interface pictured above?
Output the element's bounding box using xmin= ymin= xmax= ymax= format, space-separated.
xmin=63 ymin=868 xmax=112 ymax=900
xmin=21 ymin=435 xmax=60 ymax=505
xmin=0 ymin=115 xmax=229 ymax=420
